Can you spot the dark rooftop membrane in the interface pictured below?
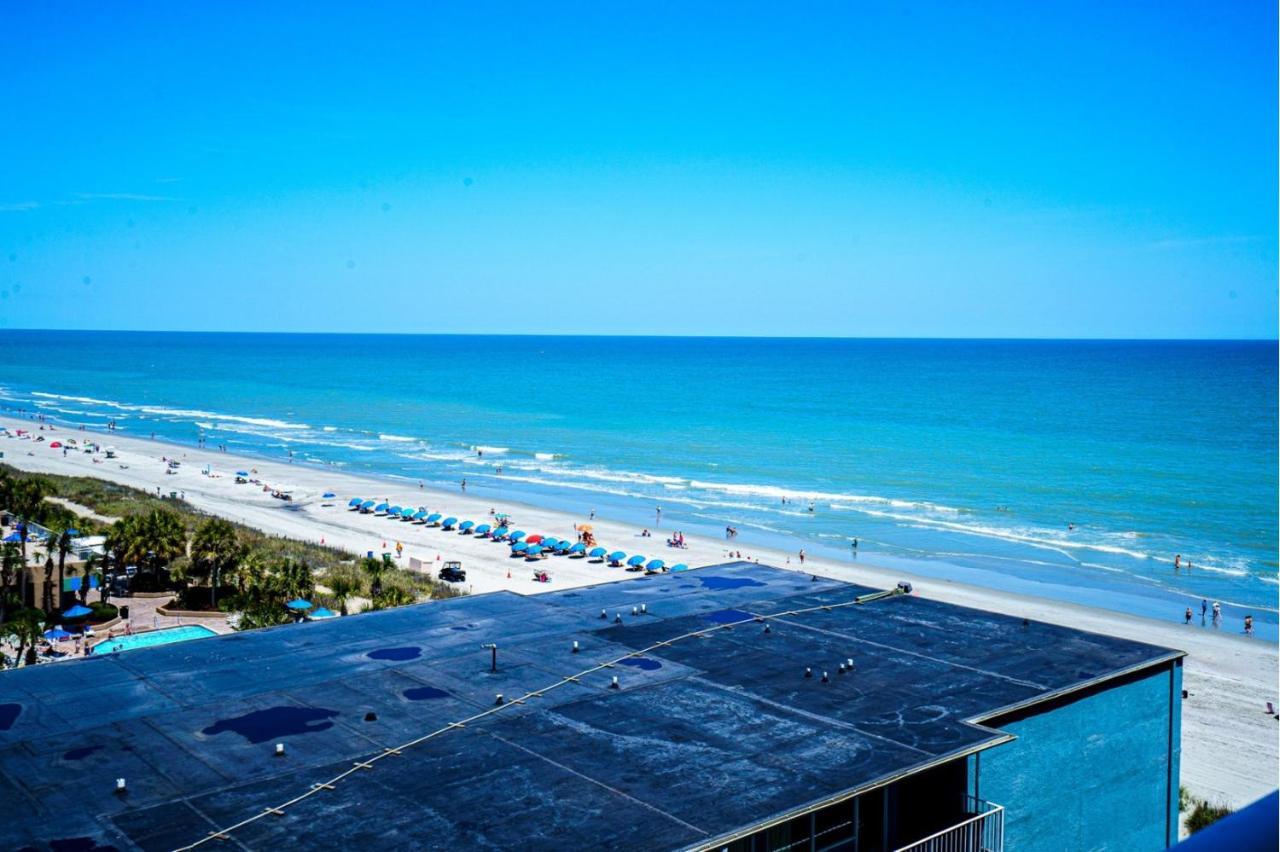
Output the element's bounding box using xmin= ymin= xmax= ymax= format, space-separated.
xmin=0 ymin=562 xmax=1180 ymax=852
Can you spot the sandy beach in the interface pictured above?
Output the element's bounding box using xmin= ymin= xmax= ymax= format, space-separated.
xmin=3 ymin=424 xmax=1275 ymax=810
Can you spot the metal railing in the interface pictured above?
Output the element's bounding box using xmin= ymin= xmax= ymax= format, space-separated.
xmin=893 ymin=796 xmax=1004 ymax=852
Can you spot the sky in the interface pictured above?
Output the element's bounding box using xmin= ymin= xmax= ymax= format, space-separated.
xmin=1 ymin=1 xmax=1276 ymax=338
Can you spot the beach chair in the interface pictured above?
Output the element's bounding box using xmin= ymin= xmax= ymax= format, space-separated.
xmin=1267 ymin=701 xmax=1277 ymax=718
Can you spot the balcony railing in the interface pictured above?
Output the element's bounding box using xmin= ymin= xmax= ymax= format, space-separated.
xmin=893 ymin=796 xmax=1004 ymax=852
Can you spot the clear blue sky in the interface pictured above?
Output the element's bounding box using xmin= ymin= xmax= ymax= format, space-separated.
xmin=1 ymin=1 xmax=1275 ymax=337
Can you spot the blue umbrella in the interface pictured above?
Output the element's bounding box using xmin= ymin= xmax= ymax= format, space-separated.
xmin=441 ymin=517 xmax=458 ymax=529
xmin=627 ymin=555 xmax=646 ymax=567
xmin=309 ymin=607 xmax=338 ymax=619
xmin=569 ymin=542 xmax=586 ymax=554
xmin=374 ymin=502 xmax=389 ymax=513
xmin=1 ymin=532 xmax=20 ymax=543
xmin=64 ymin=529 xmax=79 ymax=537
xmin=525 ymin=544 xmax=544 ymax=557
xmin=348 ymin=498 xmax=364 ymax=507
xmin=322 ymin=492 xmax=336 ymax=499
xmin=387 ymin=506 xmax=403 ymax=516
xmin=44 ymin=627 xmax=73 ymax=641
xmin=588 ymin=546 xmax=608 ymax=558
xmin=608 ymin=551 xmax=627 ymax=564
xmin=62 ymin=604 xmax=92 ymax=619
xmin=670 ymin=563 xmax=689 ymax=572
xmin=509 ymin=530 xmax=526 ymax=542
xmin=236 ymin=470 xmax=250 ymax=477
xmin=413 ymin=509 xmax=427 ymax=520
xmin=511 ymin=541 xmax=528 ymax=554
xmin=474 ymin=523 xmax=492 ymax=536
xmin=459 ymin=520 xmax=475 ymax=532
xmin=360 ymin=500 xmax=376 ymax=511
xmin=286 ymin=599 xmax=313 ymax=610
xmin=646 ymin=559 xmax=665 ymax=572
xmin=492 ymin=526 xmax=509 ymax=539
xmin=426 ymin=513 xmax=442 ymax=524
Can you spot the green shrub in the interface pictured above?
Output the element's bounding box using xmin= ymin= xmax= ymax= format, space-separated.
xmin=1185 ymin=798 xmax=1232 ymax=834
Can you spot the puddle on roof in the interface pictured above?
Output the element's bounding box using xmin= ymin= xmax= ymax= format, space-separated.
xmin=202 ymin=706 xmax=339 ymax=743
xmin=403 ymin=686 xmax=450 ymax=701
xmin=63 ymin=745 xmax=104 ymax=761
xmin=697 ymin=576 xmax=765 ymax=591
xmin=0 ymin=703 xmax=20 ymax=731
xmin=703 ymin=608 xmax=755 ymax=625
xmin=367 ymin=646 xmax=421 ymax=661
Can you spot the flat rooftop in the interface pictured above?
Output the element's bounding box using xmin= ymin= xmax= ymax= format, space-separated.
xmin=0 ymin=562 xmax=1180 ymax=851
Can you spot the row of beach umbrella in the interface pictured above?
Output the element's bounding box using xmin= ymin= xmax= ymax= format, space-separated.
xmin=344 ymin=496 xmax=689 ymax=573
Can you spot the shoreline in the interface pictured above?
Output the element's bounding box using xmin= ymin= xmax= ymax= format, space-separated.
xmin=2 ymin=423 xmax=1276 ymax=809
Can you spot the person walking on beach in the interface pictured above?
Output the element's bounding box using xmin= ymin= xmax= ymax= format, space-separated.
xmin=1244 ymin=614 xmax=1254 ymax=636
xmin=1184 ymin=607 xmax=1193 ymax=625
xmin=798 ymin=549 xmax=805 ymax=565
xmin=1212 ymin=601 xmax=1222 ymax=628
xmin=655 ymin=505 xmax=662 ymax=525
xmin=1200 ymin=599 xmax=1208 ymax=624
xmin=460 ymin=479 xmax=466 ymax=492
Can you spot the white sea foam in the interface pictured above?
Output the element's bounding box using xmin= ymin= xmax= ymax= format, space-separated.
xmin=379 ymin=434 xmax=417 ymax=443
xmin=534 ymin=452 xmax=558 ymax=461
xmin=472 ymin=445 xmax=509 ymax=455
xmin=322 ymin=426 xmax=338 ymax=432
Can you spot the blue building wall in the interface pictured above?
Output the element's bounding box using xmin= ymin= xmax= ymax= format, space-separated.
xmin=970 ymin=660 xmax=1182 ymax=852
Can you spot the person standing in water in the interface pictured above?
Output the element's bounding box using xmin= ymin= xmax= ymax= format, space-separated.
xmin=798 ymin=549 xmax=805 ymax=565
xmin=460 ymin=479 xmax=467 ymax=492
xmin=1200 ymin=599 xmax=1208 ymax=624
xmin=1184 ymin=607 xmax=1193 ymax=624
xmin=1244 ymin=614 xmax=1254 ymax=636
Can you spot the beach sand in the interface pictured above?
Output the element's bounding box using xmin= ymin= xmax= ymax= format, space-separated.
xmin=4 ymin=426 xmax=1276 ymax=810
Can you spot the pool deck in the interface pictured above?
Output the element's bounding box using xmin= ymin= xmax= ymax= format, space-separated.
xmin=0 ymin=562 xmax=1180 ymax=851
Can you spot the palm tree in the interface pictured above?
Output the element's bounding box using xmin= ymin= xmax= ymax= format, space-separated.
xmin=9 ymin=608 xmax=44 ymax=667
xmin=190 ymin=518 xmax=242 ymax=609
xmin=50 ymin=526 xmax=73 ymax=612
xmin=0 ymin=542 xmax=19 ymax=622
xmin=9 ymin=477 xmax=46 ymax=608
xmin=324 ymin=566 xmax=362 ymax=616
xmin=361 ymin=556 xmax=387 ymax=599
xmin=141 ymin=508 xmax=187 ymax=579
xmin=40 ymin=555 xmax=56 ymax=614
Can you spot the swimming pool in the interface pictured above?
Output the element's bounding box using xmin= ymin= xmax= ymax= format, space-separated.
xmin=91 ymin=624 xmax=218 ymax=654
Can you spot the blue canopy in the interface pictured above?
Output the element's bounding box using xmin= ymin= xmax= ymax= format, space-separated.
xmin=569 ymin=542 xmax=586 ymax=553
xmin=64 ymin=529 xmax=79 ymax=537
xmin=322 ymin=492 xmax=336 ymax=499
xmin=510 ymin=541 xmax=528 ymax=553
xmin=360 ymin=500 xmax=376 ymax=510
xmin=492 ymin=526 xmax=509 ymax=538
xmin=387 ymin=506 xmax=403 ymax=516
xmin=44 ymin=627 xmax=73 ymax=641
xmin=627 ymin=555 xmax=646 ymax=566
xmin=474 ymin=524 xmax=492 ymax=535
xmin=374 ymin=502 xmax=389 ymax=513
xmin=236 ymin=470 xmax=250 ymax=477
xmin=670 ymin=563 xmax=689 ymax=572
xmin=509 ymin=530 xmax=526 ymax=542
xmin=62 ymin=604 xmax=92 ymax=619
xmin=588 ymin=546 xmax=608 ymax=558
xmin=286 ymin=598 xmax=313 ymax=610
xmin=459 ymin=520 xmax=474 ymax=531
xmin=525 ymin=544 xmax=544 ymax=556
xmin=1 ymin=532 xmax=20 ymax=543
xmin=309 ymin=607 xmax=338 ymax=619
xmin=348 ymin=498 xmax=364 ymax=507
xmin=608 ymin=551 xmax=627 ymax=563
xmin=441 ymin=517 xmax=458 ymax=528
xmin=412 ymin=509 xmax=427 ymax=520
xmin=426 ymin=513 xmax=442 ymax=523
xmin=646 ymin=559 xmax=665 ymax=571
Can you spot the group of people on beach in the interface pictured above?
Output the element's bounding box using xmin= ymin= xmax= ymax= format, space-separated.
xmin=1182 ymin=599 xmax=1254 ymax=636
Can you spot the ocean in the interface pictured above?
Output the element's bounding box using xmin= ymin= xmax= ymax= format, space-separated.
xmin=1 ymin=331 xmax=1275 ymax=633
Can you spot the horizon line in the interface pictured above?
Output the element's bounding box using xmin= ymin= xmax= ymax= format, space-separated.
xmin=1 ymin=327 xmax=1277 ymax=343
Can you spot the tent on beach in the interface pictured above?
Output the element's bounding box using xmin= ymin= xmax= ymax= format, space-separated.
xmin=607 ymin=551 xmax=627 ymax=566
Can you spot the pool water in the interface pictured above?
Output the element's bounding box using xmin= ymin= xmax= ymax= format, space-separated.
xmin=91 ymin=625 xmax=218 ymax=654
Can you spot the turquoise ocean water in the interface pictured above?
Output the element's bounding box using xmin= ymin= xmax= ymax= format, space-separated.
xmin=0 ymin=332 xmax=1275 ymax=636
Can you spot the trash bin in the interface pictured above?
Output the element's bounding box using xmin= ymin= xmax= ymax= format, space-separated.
xmin=118 ymin=605 xmax=130 ymax=621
